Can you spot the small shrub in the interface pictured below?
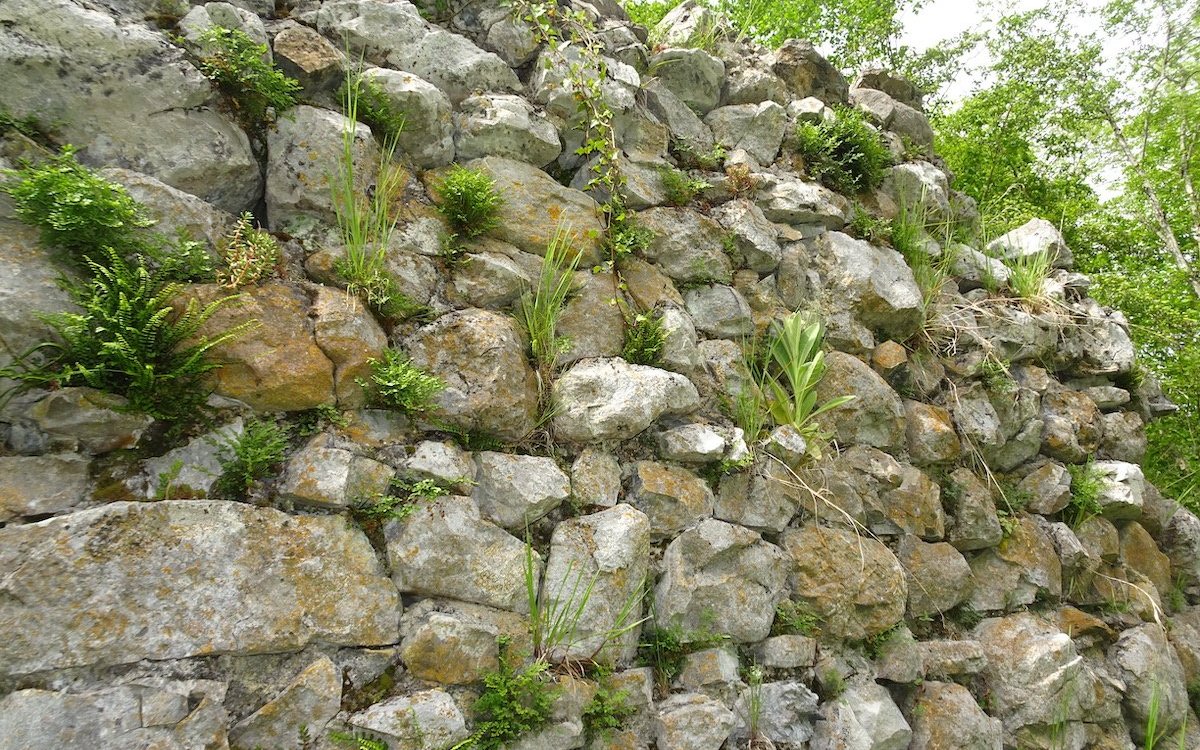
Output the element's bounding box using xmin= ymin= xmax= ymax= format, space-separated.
xmin=658 ymin=166 xmax=708 ymax=206
xmin=762 ymin=313 xmax=855 ymax=441
xmin=464 ymin=641 xmax=557 ymax=750
xmin=196 ymin=26 xmax=300 ymax=128
xmin=771 ymin=600 xmax=819 ymax=636
xmin=793 ymin=107 xmax=891 ymax=194
xmin=2 ymin=146 xmax=152 ymax=257
xmin=1066 ymin=459 xmax=1105 ymax=527
xmin=605 ymin=215 xmax=653 ymax=260
xmin=0 ymin=109 xmax=55 ymax=144
xmin=218 ymin=212 xmax=279 ymax=287
xmin=434 ymin=165 xmax=503 ymax=239
xmin=977 ymin=355 xmax=1016 ymax=393
xmin=214 ymin=418 xmax=291 ymax=498
xmin=636 ymin=623 xmax=728 ymax=686
xmin=137 ymin=229 xmax=217 ymax=283
xmin=344 ymin=73 xmax=406 ymax=144
xmin=623 ymin=0 xmax=683 ymax=30
xmin=353 ymin=476 xmax=451 ymax=521
xmin=818 ymin=667 xmax=846 ymax=699
xmin=582 ymin=681 xmax=636 ymax=741
xmin=622 ymin=308 xmax=667 ymax=366
xmin=1006 ymin=249 xmax=1053 ymax=300
xmin=848 ymin=203 xmax=891 ymax=244
xmin=724 ymin=163 xmax=758 ymax=197
xmin=363 ymin=348 xmax=444 ymax=414
xmin=516 ymin=228 xmax=580 ymax=378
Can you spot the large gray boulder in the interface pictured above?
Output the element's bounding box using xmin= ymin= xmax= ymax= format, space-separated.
xmin=704 ymin=102 xmax=787 ymax=165
xmin=0 ymin=454 xmax=90 ymax=522
xmin=472 ymin=451 xmax=571 ymax=531
xmin=655 ymin=693 xmax=736 ymax=750
xmin=811 ymin=682 xmax=911 ymax=750
xmin=907 ymin=682 xmax=1002 ymax=750
xmin=967 ymin=516 xmax=1062 ymax=612
xmin=814 ymin=352 xmax=906 ymax=452
xmin=638 ymin=207 xmax=733 ymax=285
xmin=0 ymin=501 xmax=400 ymax=677
xmin=851 ymin=86 xmax=934 ymax=148
xmin=986 ymin=217 xmax=1073 ymax=269
xmin=771 ymin=39 xmax=848 ymax=104
xmin=755 ymin=173 xmax=848 ymax=228
xmin=552 ymin=358 xmax=700 ymax=443
xmin=349 ymin=689 xmax=470 ymax=750
xmin=360 ymin=67 xmax=454 ymax=168
xmin=101 ymin=168 xmax=236 ymax=249
xmin=627 ymin=461 xmax=715 ymax=540
xmin=229 ymin=656 xmax=342 ymax=750
xmin=454 ymin=93 xmax=562 ymax=168
xmin=648 ymin=48 xmax=726 ymax=116
xmin=1108 ymin=624 xmax=1190 ymax=744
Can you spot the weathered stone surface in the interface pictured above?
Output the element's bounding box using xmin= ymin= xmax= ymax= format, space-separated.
xmin=905 ymin=401 xmax=962 ymax=464
xmin=447 ymin=240 xmax=536 ymax=310
xmin=880 ymin=162 xmax=951 ymax=225
xmin=907 ymin=681 xmax=1002 ymax=750
xmin=398 ymin=599 xmax=527 ymax=685
xmin=0 ymin=501 xmax=399 ymax=677
xmin=656 ymin=423 xmax=728 ymax=463
xmin=472 ymin=451 xmax=570 ymax=531
xmin=361 ymin=67 xmax=455 ymax=168
xmin=812 ymin=682 xmax=911 ymax=750
xmin=0 ymin=0 xmax=260 ymax=212
xmin=874 ymin=624 xmax=923 ymax=683
xmin=704 ymin=102 xmax=786 ymax=165
xmin=648 ymin=48 xmax=725 ymax=115
xmin=782 ymin=524 xmax=907 ymax=640
xmin=950 ymin=383 xmax=1043 ymax=472
xmin=656 ymin=519 xmax=788 ymax=642
xmin=851 ymin=87 xmax=934 ymax=148
xmin=182 ymin=283 xmax=336 ymax=411
xmin=406 ymin=308 xmax=539 ymax=442
xmin=1058 ymin=299 xmax=1137 ymax=378
xmin=1109 ymin=624 xmax=1189 ymax=743
xmin=815 ymin=352 xmax=906 ymax=452
xmin=943 ymin=468 xmax=1004 ymax=551
xmin=179 ymin=2 xmax=267 ymax=50
xmin=1018 ymin=460 xmax=1073 ymax=515
xmin=552 ymin=359 xmax=699 ymax=443
xmin=655 ymin=693 xmax=736 ymax=750
xmin=899 ymin=536 xmax=972 ymax=617
xmin=556 ymin=270 xmax=625 ymax=367
xmin=1119 ymin=521 xmax=1171 ymax=598
xmin=0 ymin=222 xmax=76 ymax=383
xmin=229 ymin=656 xmax=342 ymax=750
xmin=806 ymin=234 xmax=925 ymax=344
xmin=570 ymin=448 xmax=621 ymax=508
xmin=918 ymin=640 xmax=989 ymax=678
xmin=267 ymin=105 xmax=376 ymax=231
xmin=312 ymin=287 xmax=388 ymax=409
xmin=627 ymin=461 xmax=715 ymax=540
xmin=755 ymin=635 xmax=818 ymax=670
xmin=715 ymin=456 xmax=802 ymax=533
xmin=467 ymin=156 xmax=605 ymax=265
xmin=968 ymin=517 xmax=1062 ymax=612
xmin=101 ymin=168 xmax=236 ymax=249
xmin=638 ymin=207 xmax=732 ymax=285
xmin=952 ymin=244 xmax=1011 ymax=292
xmin=349 ymin=690 xmax=470 ymax=750
xmin=1099 ymin=410 xmax=1147 ymax=463
xmin=543 ymin=505 xmax=650 ymax=665
xmin=723 ymin=63 xmax=789 ymax=106
xmin=455 ymin=93 xmax=561 ymax=168
xmin=1092 ymin=460 xmax=1146 ymax=521
xmin=644 ymin=78 xmax=715 ymax=153
xmin=386 ymin=494 xmax=534 ymax=613
xmin=987 ymin=217 xmax=1073 ymax=269
xmin=27 ymin=388 xmax=154 ymax=455
xmin=821 ymin=446 xmax=944 ymax=539
xmin=1041 ymin=389 xmax=1104 ymax=463
xmin=771 ymin=39 xmax=848 ymax=104
xmin=273 ymin=23 xmax=344 ymax=99
xmin=684 ymin=284 xmax=754 ymax=338
xmin=279 ymin=441 xmax=394 ymax=510
xmin=0 ymin=454 xmax=90 ymax=522
xmin=710 ymin=199 xmax=782 ymax=273
xmin=732 ymin=680 xmax=820 ymax=746
xmin=755 ymin=172 xmax=848 ymax=228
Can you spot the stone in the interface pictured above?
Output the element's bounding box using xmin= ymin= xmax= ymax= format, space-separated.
xmin=643 ymin=78 xmax=715 ymax=153
xmin=349 ymin=690 xmax=470 ymax=750
xmin=755 ymin=172 xmax=848 ymax=228
xmin=873 ymin=624 xmax=924 ymax=683
xmin=179 ymin=2 xmax=266 ymax=50
xmin=398 ymin=599 xmax=527 ymax=685
xmin=656 ymin=519 xmax=788 ymax=643
xmin=627 ymin=461 xmax=715 ymax=540
xmin=267 ymin=105 xmax=376 ymax=231
xmin=279 ymin=441 xmax=394 ymax=510
xmin=1120 ymin=521 xmax=1172 ymax=597
xmin=1109 ymin=624 xmax=1189 ymax=743
xmin=473 ymin=451 xmax=571 ymax=531
xmin=648 ymin=48 xmax=725 ymax=115
xmin=733 ymin=680 xmax=820 ymax=746
xmin=709 ymin=199 xmax=782 ymax=273
xmin=529 ymin=43 xmax=638 ymax=125
xmin=715 ymin=457 xmax=803 ymax=533
xmin=1058 ymin=299 xmax=1136 ymax=377
xmin=655 ymin=693 xmax=736 ymax=750
xmin=312 ymin=287 xmax=389 ymax=409
xmin=967 ymin=517 xmax=1062 ymax=612
xmin=907 ymin=681 xmax=1002 ymax=750
xmin=406 ymin=309 xmax=539 ymax=442
xmin=28 ymin=388 xmax=154 ymax=455
xmin=552 ymin=359 xmax=699 ymax=443
xmin=722 ymin=64 xmax=789 ymax=106
xmin=704 ymin=102 xmax=787 ymax=165
xmin=229 ymin=656 xmax=342 ymax=750
xmin=651 ymin=2 xmax=725 ymax=48
xmin=101 ymin=168 xmax=236 ymax=249
xmin=1040 ymin=389 xmax=1104 ymax=463
xmin=360 ymin=67 xmax=455 ymax=168
xmin=448 ymin=241 xmax=537 ymax=310
xmin=386 ymin=494 xmax=534 ymax=613
xmin=943 ymin=468 xmax=1004 ymax=551
xmin=904 ymin=401 xmax=962 ymax=464
xmin=819 ymin=446 xmax=944 ymax=539
xmin=1076 ymin=515 xmax=1121 ymax=563
xmin=0 ymin=501 xmax=399 ymax=677
xmin=1099 ymin=410 xmax=1147 ymax=463
xmin=918 ymin=640 xmax=988 ymax=679
xmin=637 ymin=207 xmax=733 ymax=285
xmin=899 ymin=536 xmax=973 ymax=617
xmin=181 ymin=283 xmax=336 ymax=411
xmin=951 ymin=244 xmax=1011 ymax=292
xmin=0 ymin=454 xmax=90 ymax=522
xmin=950 ymin=383 xmax=1043 ymax=472
xmin=684 ymin=284 xmax=754 ymax=337
xmin=771 ymin=39 xmax=848 ymax=104
xmin=1092 ymin=460 xmax=1146 ymax=520
xmin=812 ymin=682 xmax=911 ymax=750
xmin=754 ymin=635 xmax=818 ymax=670
xmin=402 ymin=441 xmax=475 ymax=491
xmin=455 ymin=93 xmax=561 ymax=168
xmin=0 ymin=222 xmax=76 ymax=383
xmin=1162 ymin=508 xmax=1200 ymax=589
xmin=814 ymin=352 xmax=906 ymax=452
xmin=0 ymin=0 xmax=260 ymax=212
xmin=1018 ymin=460 xmax=1073 ymax=515
xmin=656 ymin=423 xmax=728 ymax=463
xmin=782 ymin=524 xmax=907 ymax=640
xmin=467 ymin=156 xmax=605 ymax=265
xmin=987 ymin=217 xmax=1073 ymax=269
xmin=850 ymin=87 xmax=934 ymax=148
xmin=676 ymin=647 xmax=742 ymax=702
xmin=880 ymin=162 xmax=951 ymax=225
xmin=556 ymin=270 xmax=625 ymax=367
xmin=273 ymin=24 xmax=344 ymax=98
xmin=822 ymin=232 xmax=925 ymax=342
xmin=570 ymin=449 xmax=622 ymax=508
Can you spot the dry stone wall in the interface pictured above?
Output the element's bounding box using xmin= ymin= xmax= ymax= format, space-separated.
xmin=0 ymin=0 xmax=1197 ymax=748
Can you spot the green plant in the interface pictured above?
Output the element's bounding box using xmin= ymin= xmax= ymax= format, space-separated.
xmin=154 ymin=459 xmax=185 ymax=501
xmin=458 ymin=640 xmax=557 ymax=750
xmin=582 ymin=680 xmax=636 ymax=740
xmin=605 ymin=215 xmax=653 ymax=260
xmin=771 ymin=599 xmax=819 ymax=636
xmin=977 ymin=355 xmax=1016 ymax=393
xmin=2 ymin=146 xmax=152 ymax=257
xmin=434 ymin=165 xmax=503 ymax=239
xmin=621 ymin=0 xmax=682 ymax=30
xmin=636 ymin=623 xmax=728 ymax=687
xmin=361 ymin=348 xmax=444 ymax=415
xmin=142 ymin=229 xmax=217 ymax=283
xmin=658 ymin=166 xmax=708 ymax=206
xmin=861 ymin=624 xmax=901 ymax=660
xmin=818 ymin=667 xmax=846 ymax=700
xmin=330 ymin=731 xmax=390 ymax=750
xmin=0 ymin=109 xmax=54 ymax=142
xmin=196 ymin=26 xmax=300 ymax=128
xmin=1006 ymin=249 xmax=1053 ymax=300
xmin=621 ymin=308 xmax=666 ymax=366
xmin=214 ymin=418 xmax=291 ymax=498
xmin=353 ymin=476 xmax=451 ymax=521
xmin=793 ymin=107 xmax=891 ymax=194
xmin=849 ymin=203 xmax=891 ymax=244
xmin=217 ymin=212 xmax=279 ymax=287
xmin=761 ymin=313 xmax=855 ymax=441
xmin=1066 ymin=459 xmax=1105 ymax=528
xmin=516 ymin=227 xmax=581 ymax=380
xmin=343 ymin=73 xmax=407 ymax=144
xmin=744 ymin=664 xmax=765 ymax=745
xmin=0 ymin=249 xmax=249 ymax=420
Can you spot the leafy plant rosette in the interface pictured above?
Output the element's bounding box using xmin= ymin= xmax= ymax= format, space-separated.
xmin=763 ymin=313 xmax=855 ymax=448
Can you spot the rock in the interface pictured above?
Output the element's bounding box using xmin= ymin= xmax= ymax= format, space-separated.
xmin=967 ymin=517 xmax=1062 ymax=612
xmin=814 ymin=352 xmax=906 ymax=452
xmin=401 ymin=440 xmax=475 ymax=491
xmin=855 ymin=70 xmax=924 ymax=110
xmin=101 ymin=168 xmax=236 ymax=249
xmin=229 ymin=656 xmax=342 ymax=750
xmin=473 ymin=451 xmax=571 ymax=531
xmin=1163 ymin=508 xmax=1200 ymax=589
xmin=704 ymin=102 xmax=787 ymax=165
xmin=918 ymin=640 xmax=988 ymax=678
xmin=1058 ymin=299 xmax=1136 ymax=377
xmin=406 ymin=309 xmax=539 ymax=442
xmin=556 ymin=270 xmax=625 ymax=367
xmin=733 ymin=680 xmax=820 ymax=746
xmin=643 ymin=78 xmax=715 ymax=153
xmin=638 ymin=207 xmax=733 ymax=285
xmin=273 ymin=23 xmax=344 ymax=98
xmin=874 ymin=624 xmax=923 ymax=683
xmin=899 ymin=536 xmax=972 ymax=617
xmin=0 ymin=501 xmax=399 ymax=677
xmin=360 ymin=67 xmax=455 ymax=168
xmin=386 ymin=494 xmax=534 ymax=613
xmin=715 ymin=457 xmax=803 ymax=533
xmin=648 ymin=48 xmax=725 ymax=116
xmin=684 ymin=284 xmax=753 ymax=338
xmin=1040 ymin=389 xmax=1104 ymax=463
xmin=1018 ymin=460 xmax=1073 ymax=515
xmin=454 ymin=93 xmax=561 ymax=168
xmin=1109 ymin=624 xmax=1189 ymax=743
xmin=0 ymin=0 xmax=260 ymax=212
xmin=267 ymin=105 xmax=376 ymax=231
xmin=312 ymin=287 xmax=388 ymax=409
xmin=710 ymin=199 xmax=782 ymax=273
xmin=0 ymin=682 xmax=228 ymax=749
xmin=771 ymin=39 xmax=848 ymax=104
xmin=656 ymin=423 xmax=728 ymax=463
xmin=179 ymin=2 xmax=266 ymax=51
xmin=279 ymin=440 xmax=394 ymax=510
xmin=817 ymin=232 xmax=924 ymax=341
xmin=722 ymin=64 xmax=789 ymax=106
xmin=552 ymin=359 xmax=699 ymax=443
xmin=677 ymin=647 xmax=741 ymax=702
xmin=655 ymin=693 xmax=736 ymax=750
xmin=1099 ymin=410 xmax=1147 ymax=463
xmin=29 ymin=388 xmax=154 ymax=454
xmin=850 ymin=87 xmax=934 ymax=148
xmin=1092 ymin=460 xmax=1146 ymax=520
xmin=349 ymin=690 xmax=470 ymax=750
xmin=986 ymin=217 xmax=1073 ymax=269
xmin=1120 ymin=521 xmax=1171 ymax=597
xmin=0 ymin=222 xmax=76 ymax=382
xmin=819 ymin=446 xmax=944 ymax=539
xmin=812 ymin=682 xmax=911 ymax=750
xmin=943 ymin=468 xmax=1004 ymax=551
xmin=950 ymin=383 xmax=1043 ymax=472
xmin=570 ymin=449 xmax=622 ymax=508
xmin=951 ymin=244 xmax=1011 ymax=292
xmin=529 ymin=42 xmax=638 ymax=124
xmin=182 ymin=283 xmax=336 ymax=411
xmin=0 ymin=454 xmax=90 ymax=522
xmin=542 ymin=505 xmax=650 ymax=665
xmin=656 ymin=519 xmax=788 ymax=642
xmin=907 ymin=681 xmax=1002 ymax=750
xmin=398 ymin=599 xmax=527 ymax=685
xmin=626 ymin=461 xmax=715 ymax=540
xmin=467 ymin=156 xmax=605 ymax=265
xmin=448 ymin=241 xmax=537 ymax=310
xmin=650 ymin=2 xmax=725 ymax=48
xmin=904 ymin=401 xmax=962 ymax=464
xmin=782 ymin=524 xmax=907 ymax=640
xmin=755 ymin=172 xmax=848 ymax=228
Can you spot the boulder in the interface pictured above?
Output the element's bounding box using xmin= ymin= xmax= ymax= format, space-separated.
xmin=627 ymin=461 xmax=715 ymax=540
xmin=1092 ymin=460 xmax=1146 ymax=521
xmin=850 ymin=87 xmax=934 ymax=148
xmin=27 ymin=388 xmax=154 ymax=454
xmin=1040 ymin=389 xmax=1104 ymax=463
xmin=710 ymin=199 xmax=782 ymax=273
xmin=943 ymin=468 xmax=1005 ymax=551
xmin=360 ymin=67 xmax=454 ymax=168
xmin=648 ymin=48 xmax=725 ymax=116
xmin=643 ymin=78 xmax=715 ymax=153
xmin=0 ymin=454 xmax=90 ymax=522
xmin=570 ymin=448 xmax=622 ymax=508
xmin=273 ymin=23 xmax=345 ymax=99
xmin=1108 ymin=624 xmax=1189 ymax=743
xmin=816 ymin=232 xmax=924 ymax=342
xmin=278 ymin=441 xmax=394 ymax=510
xmin=811 ymin=682 xmax=910 ymax=750
xmin=904 ymin=401 xmax=962 ymax=465
xmin=986 ymin=217 xmax=1073 ymax=269
xmin=655 ymin=693 xmax=736 ymax=750
xmin=0 ymin=222 xmax=76 ymax=383
xmin=967 ymin=517 xmax=1062 ymax=612
xmin=755 ymin=172 xmax=848 ymax=228
xmin=454 ymin=93 xmax=561 ymax=168
xmin=348 ymin=690 xmax=470 ymax=750
xmin=704 ymin=102 xmax=787 ymax=165
xmin=907 ymin=682 xmax=1002 ymax=750
xmin=101 ymin=168 xmax=236 ymax=249
xmin=472 ymin=451 xmax=571 ymax=531
xmin=684 ymin=284 xmax=754 ymax=338
xmin=814 ymin=352 xmax=906 ymax=452
xmin=638 ymin=207 xmax=733 ymax=285
xmin=398 ymin=599 xmax=528 ymax=685
xmin=771 ymin=39 xmax=847 ymax=104
xmin=899 ymin=536 xmax=973 ymax=617
xmin=552 ymin=358 xmax=699 ymax=443
xmin=229 ymin=656 xmax=342 ymax=750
